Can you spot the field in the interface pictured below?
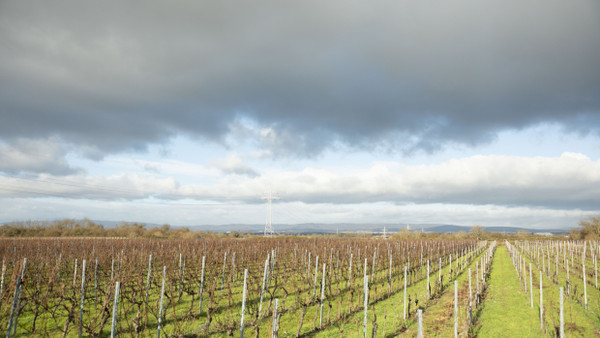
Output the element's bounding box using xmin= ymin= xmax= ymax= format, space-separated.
xmin=0 ymin=237 xmax=598 ymax=337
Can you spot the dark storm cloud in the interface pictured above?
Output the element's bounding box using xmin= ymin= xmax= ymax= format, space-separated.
xmin=1 ymin=0 xmax=599 ymax=158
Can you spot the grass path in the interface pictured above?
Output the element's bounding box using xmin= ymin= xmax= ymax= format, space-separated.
xmin=474 ymin=245 xmax=541 ymax=337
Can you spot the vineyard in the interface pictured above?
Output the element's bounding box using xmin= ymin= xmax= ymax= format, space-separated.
xmin=0 ymin=237 xmax=597 ymax=337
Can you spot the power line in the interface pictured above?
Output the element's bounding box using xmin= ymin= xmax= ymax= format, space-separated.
xmin=0 ymin=173 xmax=259 ymax=202
xmin=0 ymin=173 xmax=143 ymax=197
xmin=275 ymin=201 xmax=319 ymax=225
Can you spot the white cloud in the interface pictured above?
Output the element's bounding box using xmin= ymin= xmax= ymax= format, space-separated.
xmin=0 ymin=138 xmax=81 ymax=175
xmin=228 ymin=153 xmax=600 ymax=210
xmin=1 ymin=153 xmax=598 ymax=226
xmin=3 ymin=153 xmax=599 ymax=208
xmin=207 ymin=153 xmax=259 ymax=177
xmin=0 ymin=198 xmax=592 ymax=229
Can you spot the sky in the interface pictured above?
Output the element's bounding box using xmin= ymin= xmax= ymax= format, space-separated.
xmin=1 ymin=0 xmax=599 ymax=230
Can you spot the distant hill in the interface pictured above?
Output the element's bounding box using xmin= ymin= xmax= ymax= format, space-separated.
xmin=7 ymin=219 xmax=563 ymax=235
xmin=91 ymin=220 xmax=162 ymax=229
xmin=181 ymin=222 xmax=571 ymax=235
xmin=0 ymin=219 xmax=570 ymax=236
xmin=424 ymin=224 xmax=567 ymax=235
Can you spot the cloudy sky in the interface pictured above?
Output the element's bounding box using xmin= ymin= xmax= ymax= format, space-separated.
xmin=1 ymin=0 xmax=599 ymax=230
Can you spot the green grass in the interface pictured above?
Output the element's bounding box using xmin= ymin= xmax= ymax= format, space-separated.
xmin=476 ymin=243 xmax=600 ymax=337
xmin=4 ymin=251 xmax=482 ymax=337
xmin=517 ymin=247 xmax=600 ymax=337
xmin=9 ymin=240 xmax=598 ymax=337
xmin=475 ymin=245 xmax=541 ymax=337
xmin=400 ymin=246 xmax=494 ymax=337
xmin=313 ymin=245 xmax=490 ymax=337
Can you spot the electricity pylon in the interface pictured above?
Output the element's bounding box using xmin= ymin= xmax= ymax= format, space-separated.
xmin=262 ymin=189 xmax=279 ymax=237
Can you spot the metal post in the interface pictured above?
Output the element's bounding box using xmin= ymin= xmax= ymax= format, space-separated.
xmin=583 ymin=253 xmax=587 ymax=309
xmin=6 ymin=258 xmax=26 ymax=338
xmin=348 ymin=253 xmax=353 ymax=289
xmin=313 ymin=256 xmax=319 ymax=298
xmin=468 ymin=267 xmax=472 ymax=323
xmin=454 ymin=281 xmax=458 ymax=338
xmin=199 ymin=256 xmax=206 ymax=314
xmin=539 ymin=271 xmax=543 ymax=329
xmin=319 ymin=263 xmax=326 ymax=326
xmin=79 ymin=260 xmax=86 ymax=338
xmin=403 ymin=266 xmax=408 ymax=320
xmin=417 ymin=309 xmax=423 ymax=338
xmin=240 ymin=269 xmax=248 ymax=338
xmin=157 ymin=266 xmax=166 ymax=338
xmin=427 ymin=260 xmax=430 ymax=299
xmin=145 ymin=254 xmax=152 ymax=306
xmin=110 ymin=282 xmax=121 ymax=338
xmin=529 ymin=263 xmax=533 ymax=308
xmin=259 ymin=255 xmax=269 ymax=316
xmin=272 ymin=299 xmax=279 ymax=338
xmin=476 ymin=261 xmax=480 ymax=302
xmin=559 ymin=287 xmax=564 ymax=338
xmin=221 ymin=252 xmax=227 ymax=296
xmin=363 ymin=275 xmax=368 ymax=338
xmin=94 ymin=258 xmax=98 ymax=304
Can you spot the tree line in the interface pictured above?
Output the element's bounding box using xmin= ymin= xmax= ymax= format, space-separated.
xmin=0 ymin=219 xmax=202 ymax=238
xmin=1 ymin=216 xmax=598 ymax=240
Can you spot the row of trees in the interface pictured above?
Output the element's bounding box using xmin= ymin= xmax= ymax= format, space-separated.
xmin=1 ymin=216 xmax=598 ymax=240
xmin=333 ymin=218 xmax=598 ymax=241
xmin=0 ymin=219 xmax=200 ymax=238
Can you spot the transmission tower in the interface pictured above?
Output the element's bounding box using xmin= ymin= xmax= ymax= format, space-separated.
xmin=262 ymin=189 xmax=279 ymax=237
